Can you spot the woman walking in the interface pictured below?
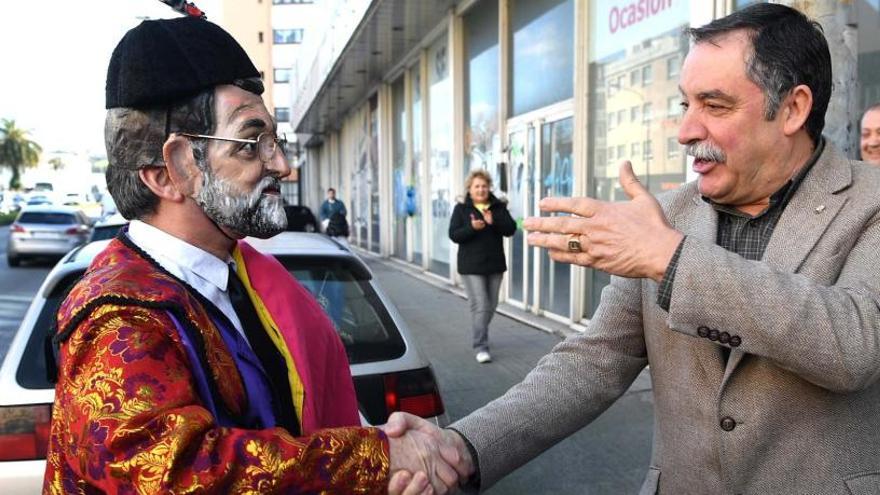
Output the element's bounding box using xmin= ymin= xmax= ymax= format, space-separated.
xmin=449 ymin=170 xmax=516 ymax=363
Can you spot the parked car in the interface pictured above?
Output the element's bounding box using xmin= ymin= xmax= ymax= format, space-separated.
xmin=283 ymin=204 xmax=319 ymax=232
xmin=6 ymin=205 xmax=92 ymax=267
xmin=59 ymin=192 xmax=103 ymax=220
xmin=0 ymin=233 xmax=445 ymax=492
xmin=87 ymin=213 xmax=128 ymax=242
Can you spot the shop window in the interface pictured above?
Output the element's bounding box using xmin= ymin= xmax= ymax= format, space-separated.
xmin=510 ymin=0 xmax=575 ymax=116
xmin=587 ymin=0 xmax=690 ymax=316
xmin=428 ymin=34 xmax=452 ymax=276
xmin=274 ymin=29 xmax=304 ymax=44
xmin=464 ymin=0 xmax=500 ymax=179
xmin=391 ymin=76 xmax=407 ymax=260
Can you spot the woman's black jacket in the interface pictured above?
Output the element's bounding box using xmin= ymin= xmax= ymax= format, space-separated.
xmin=448 ymin=193 xmax=517 ymax=275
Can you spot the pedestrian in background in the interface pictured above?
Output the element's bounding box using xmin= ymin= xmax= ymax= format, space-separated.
xmin=449 ymin=170 xmax=516 ymax=363
xmin=860 ymin=102 xmax=880 ymax=165
xmin=320 ymin=187 xmax=349 ymax=240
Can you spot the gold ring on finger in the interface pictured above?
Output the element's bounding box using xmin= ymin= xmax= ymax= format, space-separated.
xmin=567 ymin=234 xmax=582 ymax=253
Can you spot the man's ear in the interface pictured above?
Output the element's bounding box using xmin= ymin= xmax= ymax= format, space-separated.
xmin=782 ymin=84 xmax=813 ymax=137
xmin=160 ymin=134 xmax=199 ymax=198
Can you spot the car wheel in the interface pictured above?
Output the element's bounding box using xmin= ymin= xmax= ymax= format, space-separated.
xmin=7 ymin=254 xmax=21 ymax=267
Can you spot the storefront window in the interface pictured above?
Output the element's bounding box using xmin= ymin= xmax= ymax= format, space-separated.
xmin=464 ymin=0 xmax=500 ymax=181
xmin=586 ymin=0 xmax=690 ymax=316
xmin=352 ymin=108 xmax=370 ymax=250
xmin=411 ymin=64 xmax=424 ymax=266
xmin=391 ymin=76 xmax=407 ymax=260
xmin=539 ymin=117 xmax=573 ymax=318
xmin=507 ymin=129 xmax=529 ymax=303
xmin=428 ymin=35 xmax=452 ymax=277
xmin=509 ymin=0 xmax=574 ymax=116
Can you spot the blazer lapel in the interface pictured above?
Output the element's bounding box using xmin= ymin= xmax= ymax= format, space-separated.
xmin=720 ymin=142 xmax=852 ymax=387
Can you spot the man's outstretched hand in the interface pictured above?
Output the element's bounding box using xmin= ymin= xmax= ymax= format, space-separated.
xmin=524 ymin=161 xmax=684 ymax=282
xmin=382 ymin=412 xmax=475 ymax=495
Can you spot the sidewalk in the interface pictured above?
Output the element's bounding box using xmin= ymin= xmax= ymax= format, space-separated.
xmin=362 ymin=254 xmax=655 ymax=494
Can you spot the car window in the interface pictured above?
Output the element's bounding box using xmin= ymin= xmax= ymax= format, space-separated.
xmin=277 ymin=255 xmax=406 ymax=364
xmin=17 ymin=212 xmax=77 ymax=225
xmin=16 ymin=271 xmax=84 ymax=390
xmin=90 ymin=225 xmax=124 ymax=242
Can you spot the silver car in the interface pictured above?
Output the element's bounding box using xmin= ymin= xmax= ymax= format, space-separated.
xmin=6 ymin=205 xmax=92 ymax=267
xmin=0 ymin=233 xmax=446 ymax=493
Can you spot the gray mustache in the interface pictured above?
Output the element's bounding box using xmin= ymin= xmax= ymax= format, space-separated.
xmin=685 ymin=141 xmax=726 ymax=163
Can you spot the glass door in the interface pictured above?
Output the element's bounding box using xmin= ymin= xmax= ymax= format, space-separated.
xmin=506 ymin=127 xmax=535 ymax=307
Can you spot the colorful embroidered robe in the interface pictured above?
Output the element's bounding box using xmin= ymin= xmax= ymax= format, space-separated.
xmin=43 ymin=236 xmax=389 ymax=494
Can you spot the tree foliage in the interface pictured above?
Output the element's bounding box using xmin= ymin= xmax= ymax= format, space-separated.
xmin=0 ymin=119 xmax=42 ymax=190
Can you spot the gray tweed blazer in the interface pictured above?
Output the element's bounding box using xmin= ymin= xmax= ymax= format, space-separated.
xmin=451 ymin=142 xmax=880 ymax=494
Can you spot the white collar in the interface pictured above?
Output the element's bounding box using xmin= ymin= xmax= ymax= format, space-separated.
xmin=127 ymin=220 xmax=233 ymax=292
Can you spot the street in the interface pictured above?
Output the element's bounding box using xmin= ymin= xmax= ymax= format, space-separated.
xmin=0 ymin=226 xmax=654 ymax=493
xmin=0 ymin=226 xmax=51 ymax=362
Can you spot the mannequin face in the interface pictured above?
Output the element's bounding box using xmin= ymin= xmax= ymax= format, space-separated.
xmin=193 ymin=85 xmax=290 ymax=238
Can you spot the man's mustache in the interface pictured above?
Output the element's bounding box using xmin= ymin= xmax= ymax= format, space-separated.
xmin=685 ymin=141 xmax=726 ymax=163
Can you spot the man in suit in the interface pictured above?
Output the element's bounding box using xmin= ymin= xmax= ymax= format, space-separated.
xmin=386 ymin=3 xmax=880 ymax=494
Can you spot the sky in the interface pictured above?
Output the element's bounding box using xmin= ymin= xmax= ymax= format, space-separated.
xmin=0 ymin=0 xmax=220 ymax=157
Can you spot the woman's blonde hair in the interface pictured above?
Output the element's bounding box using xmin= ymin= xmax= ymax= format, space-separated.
xmin=464 ymin=169 xmax=493 ymax=196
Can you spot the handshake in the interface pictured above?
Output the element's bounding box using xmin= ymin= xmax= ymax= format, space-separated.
xmin=382 ymin=412 xmax=476 ymax=495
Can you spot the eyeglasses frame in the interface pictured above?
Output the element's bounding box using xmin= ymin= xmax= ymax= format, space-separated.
xmin=177 ymin=131 xmax=288 ymax=163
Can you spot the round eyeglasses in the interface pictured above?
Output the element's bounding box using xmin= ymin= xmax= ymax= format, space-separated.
xmin=178 ymin=132 xmax=288 ymax=163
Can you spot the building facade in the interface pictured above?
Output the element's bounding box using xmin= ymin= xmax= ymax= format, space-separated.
xmin=291 ymin=0 xmax=880 ymax=329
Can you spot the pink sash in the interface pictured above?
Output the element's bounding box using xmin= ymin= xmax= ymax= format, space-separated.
xmin=237 ymin=241 xmax=360 ymax=434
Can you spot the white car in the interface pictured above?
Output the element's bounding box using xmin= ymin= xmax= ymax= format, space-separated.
xmin=0 ymin=233 xmax=446 ymax=493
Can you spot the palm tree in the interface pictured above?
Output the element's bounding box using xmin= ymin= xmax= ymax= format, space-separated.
xmin=0 ymin=119 xmax=42 ymax=190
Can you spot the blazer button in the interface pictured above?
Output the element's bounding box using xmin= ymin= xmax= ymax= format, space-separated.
xmin=729 ymin=335 xmax=742 ymax=347
xmin=720 ymin=417 xmax=737 ymax=431
xmin=697 ymin=326 xmax=710 ymax=337
xmin=708 ymin=328 xmax=719 ymax=341
xmin=719 ymin=332 xmax=730 ymax=344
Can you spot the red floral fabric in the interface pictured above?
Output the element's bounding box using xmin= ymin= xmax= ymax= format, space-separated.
xmin=43 ymin=239 xmax=389 ymax=494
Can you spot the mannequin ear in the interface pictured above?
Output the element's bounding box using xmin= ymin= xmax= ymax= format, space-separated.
xmin=782 ymin=84 xmax=813 ymax=137
xmin=138 ymin=164 xmax=186 ymax=203
xmin=161 ymin=134 xmax=199 ymax=197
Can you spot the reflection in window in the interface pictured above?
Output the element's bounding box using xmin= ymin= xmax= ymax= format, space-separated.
xmin=587 ymin=0 xmax=690 ymax=316
xmin=539 ymin=118 xmax=573 ymax=318
xmin=274 ymin=68 xmax=291 ymax=83
xmin=273 ymin=29 xmax=304 ymax=44
xmin=391 ymin=76 xmax=407 ymax=260
xmin=510 ymin=0 xmax=574 ymax=116
xmin=464 ymin=0 xmax=500 ymax=180
xmin=411 ymin=65 xmax=424 ymax=265
xmin=274 ymin=107 xmax=290 ymax=122
xmin=429 ymin=35 xmax=451 ymax=276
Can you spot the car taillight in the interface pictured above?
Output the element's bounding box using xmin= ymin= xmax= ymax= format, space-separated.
xmin=10 ymin=223 xmax=25 ymax=233
xmin=383 ymin=367 xmax=445 ymax=419
xmin=0 ymin=404 xmax=52 ymax=461
xmin=64 ymin=227 xmax=81 ymax=235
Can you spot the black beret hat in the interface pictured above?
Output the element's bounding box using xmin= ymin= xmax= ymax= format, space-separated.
xmin=105 ymin=17 xmax=261 ymax=109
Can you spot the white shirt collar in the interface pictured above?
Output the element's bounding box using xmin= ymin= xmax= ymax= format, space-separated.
xmin=127 ymin=220 xmax=232 ymax=292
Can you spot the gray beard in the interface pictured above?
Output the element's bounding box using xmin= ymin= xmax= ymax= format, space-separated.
xmin=195 ymin=171 xmax=287 ymax=239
